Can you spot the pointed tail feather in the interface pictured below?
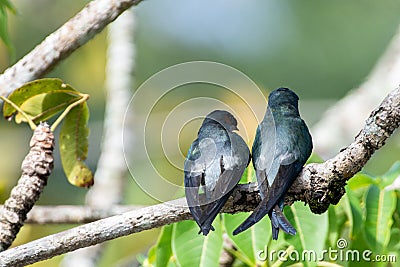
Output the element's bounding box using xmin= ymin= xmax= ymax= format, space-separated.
xmin=198 ymin=224 xmax=215 ymax=235
xmin=269 ymin=210 xmax=280 ymax=240
xmin=232 ymin=198 xmax=269 ymax=235
xmin=271 ymin=223 xmax=279 ymax=240
xmin=197 ymin=188 xmax=232 ymax=236
xmin=270 ymin=205 xmax=296 ymax=239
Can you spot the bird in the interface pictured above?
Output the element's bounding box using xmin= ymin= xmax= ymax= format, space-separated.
xmin=184 ymin=110 xmax=250 ymax=235
xmin=233 ymin=87 xmax=312 ymax=239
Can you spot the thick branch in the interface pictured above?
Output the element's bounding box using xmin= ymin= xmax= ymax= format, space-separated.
xmin=0 ymin=0 xmax=142 ymax=96
xmin=0 ymin=87 xmax=399 ymax=266
xmin=0 ymin=189 xmax=259 ymax=267
xmin=287 ymin=86 xmax=400 ymax=213
xmin=0 ymin=123 xmax=54 ymax=252
xmin=312 ymin=24 xmax=400 ymax=158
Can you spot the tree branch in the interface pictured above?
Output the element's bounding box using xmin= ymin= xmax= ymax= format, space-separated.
xmin=0 ymin=0 xmax=142 ymax=96
xmin=287 ymin=86 xmax=400 ymax=213
xmin=0 ymin=205 xmax=142 ymax=224
xmin=0 ymin=123 xmax=54 ymax=252
xmin=312 ymin=24 xmax=400 ymax=158
xmin=0 ymin=186 xmax=259 ymax=267
xmin=62 ymin=9 xmax=137 ymax=266
xmin=0 ymin=86 xmax=399 ymax=266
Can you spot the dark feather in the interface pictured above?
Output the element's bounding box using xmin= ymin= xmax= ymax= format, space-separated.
xmin=197 ymin=169 xmax=240 ymax=235
xmin=233 ymin=88 xmax=312 ymax=239
xmin=233 ymin=162 xmax=299 ymax=235
xmin=270 ymin=205 xmax=296 ymax=240
xmin=184 ymin=110 xmax=250 ymax=235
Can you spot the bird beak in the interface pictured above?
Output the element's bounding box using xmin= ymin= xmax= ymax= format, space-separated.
xmin=233 ymin=126 xmax=239 ymax=131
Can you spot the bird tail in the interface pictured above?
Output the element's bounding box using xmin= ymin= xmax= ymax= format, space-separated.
xmin=232 ymin=197 xmax=269 ymax=235
xmin=197 ymin=189 xmax=232 ymax=236
xmin=233 ymin=200 xmax=296 ymax=238
xmin=270 ymin=205 xmax=296 ymax=240
xmin=198 ymin=224 xmax=215 ymax=235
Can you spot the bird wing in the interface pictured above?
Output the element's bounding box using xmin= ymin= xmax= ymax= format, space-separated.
xmin=199 ymin=166 xmax=243 ymax=226
xmin=184 ymin=170 xmax=206 ymax=228
xmin=263 ymin=151 xmax=299 ymax=213
xmin=184 ymin=139 xmax=207 ymax=229
xmin=199 ymin=133 xmax=249 ymax=231
xmin=233 ymin=151 xmax=299 ymax=235
xmin=185 ymin=133 xmax=249 ymax=235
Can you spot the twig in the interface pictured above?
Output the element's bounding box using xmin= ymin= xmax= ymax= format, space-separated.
xmin=0 ymin=205 xmax=143 ymax=224
xmin=312 ymin=24 xmax=400 ymax=158
xmin=85 ymin=7 xmax=135 ymax=210
xmin=51 ymin=93 xmax=89 ymax=131
xmin=0 ymin=86 xmax=398 ymax=266
xmin=0 ymin=0 xmax=142 ymax=96
xmin=220 ymin=233 xmax=236 ymax=267
xmin=0 ymin=123 xmax=54 ymax=251
xmin=0 ymin=96 xmax=36 ymax=130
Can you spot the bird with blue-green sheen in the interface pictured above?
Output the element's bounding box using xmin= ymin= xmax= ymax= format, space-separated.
xmin=233 ymin=88 xmax=313 ymax=239
xmin=184 ymin=110 xmax=250 ymax=235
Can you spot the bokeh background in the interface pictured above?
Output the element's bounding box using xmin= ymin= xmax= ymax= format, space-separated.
xmin=1 ymin=0 xmax=400 ymax=266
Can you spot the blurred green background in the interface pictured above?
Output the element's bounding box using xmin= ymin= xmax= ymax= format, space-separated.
xmin=1 ymin=0 xmax=400 ymax=266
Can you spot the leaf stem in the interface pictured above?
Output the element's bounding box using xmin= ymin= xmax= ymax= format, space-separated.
xmin=0 ymin=96 xmax=37 ymax=130
xmin=51 ymin=93 xmax=89 ymax=131
xmin=271 ymin=245 xmax=295 ymax=267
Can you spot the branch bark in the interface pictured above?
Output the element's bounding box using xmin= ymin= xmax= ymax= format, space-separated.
xmin=0 ymin=123 xmax=54 ymax=252
xmin=0 ymin=0 xmax=142 ymax=96
xmin=312 ymin=24 xmax=400 ymax=158
xmin=0 ymin=186 xmax=259 ymax=267
xmin=287 ymin=86 xmax=400 ymax=213
xmin=0 ymin=86 xmax=399 ymax=266
xmin=0 ymin=205 xmax=143 ymax=224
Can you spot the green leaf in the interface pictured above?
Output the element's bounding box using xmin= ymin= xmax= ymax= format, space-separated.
xmin=151 ymin=225 xmax=174 ymax=267
xmin=59 ymin=102 xmax=93 ymax=187
xmin=0 ymin=0 xmax=16 ymax=55
xmin=327 ymin=205 xmax=338 ymax=248
xmin=386 ymin=227 xmax=400 ymax=266
xmin=146 ymin=245 xmax=157 ymax=265
xmin=16 ymin=92 xmax=79 ymax=124
xmin=172 ymin=219 xmax=223 ymax=267
xmin=240 ymin=164 xmax=256 ymax=183
xmin=224 ymin=212 xmax=272 ymax=266
xmin=285 ymin=202 xmax=328 ymax=267
xmin=343 ymin=187 xmax=363 ymax=239
xmin=3 ymin=78 xmax=80 ymax=123
xmin=0 ymin=0 xmax=16 ymax=12
xmin=363 ymin=185 xmax=396 ymax=254
xmin=347 ymin=173 xmax=375 ymax=191
xmin=381 ymin=161 xmax=400 ymax=188
xmin=306 ymin=152 xmax=324 ymax=164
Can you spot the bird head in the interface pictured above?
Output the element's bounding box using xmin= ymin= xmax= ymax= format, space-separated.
xmin=267 ymin=87 xmax=300 ymax=116
xmin=268 ymin=88 xmax=299 ymax=106
xmin=203 ymin=110 xmax=239 ymax=132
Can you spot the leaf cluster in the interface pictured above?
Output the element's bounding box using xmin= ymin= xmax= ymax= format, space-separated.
xmin=1 ymin=78 xmax=93 ymax=187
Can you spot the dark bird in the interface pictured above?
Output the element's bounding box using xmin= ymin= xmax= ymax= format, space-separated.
xmin=233 ymin=88 xmax=312 ymax=239
xmin=184 ymin=110 xmax=250 ymax=235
